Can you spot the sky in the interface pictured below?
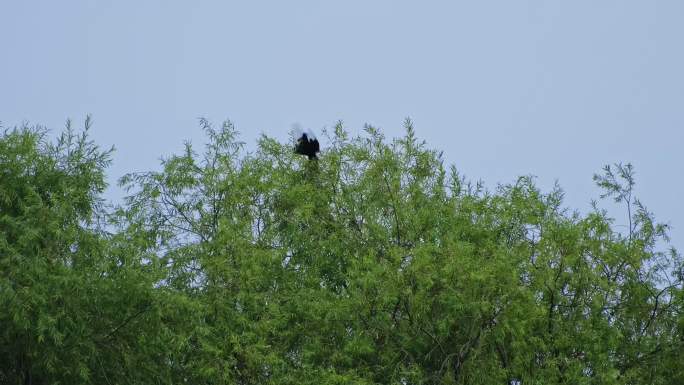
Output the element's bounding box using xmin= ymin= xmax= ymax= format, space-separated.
xmin=1 ymin=1 xmax=683 ymax=250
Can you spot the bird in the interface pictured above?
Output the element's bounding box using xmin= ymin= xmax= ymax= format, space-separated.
xmin=294 ymin=130 xmax=320 ymax=160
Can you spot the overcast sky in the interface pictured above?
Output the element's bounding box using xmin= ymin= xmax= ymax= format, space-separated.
xmin=2 ymin=1 xmax=683 ymax=250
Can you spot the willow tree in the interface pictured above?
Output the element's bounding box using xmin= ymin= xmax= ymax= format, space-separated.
xmin=2 ymin=118 xmax=681 ymax=384
xmin=119 ymin=119 xmax=683 ymax=385
xmin=0 ymin=120 xmax=185 ymax=385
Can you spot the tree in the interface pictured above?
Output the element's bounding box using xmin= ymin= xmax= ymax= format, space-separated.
xmin=119 ymin=118 xmax=682 ymax=384
xmin=0 ymin=119 xmax=186 ymax=384
xmin=2 ymin=117 xmax=682 ymax=384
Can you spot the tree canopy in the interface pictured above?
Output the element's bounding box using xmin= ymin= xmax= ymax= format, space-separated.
xmin=1 ymin=118 xmax=682 ymax=384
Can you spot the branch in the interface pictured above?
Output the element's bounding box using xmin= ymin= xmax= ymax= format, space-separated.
xmin=100 ymin=304 xmax=152 ymax=342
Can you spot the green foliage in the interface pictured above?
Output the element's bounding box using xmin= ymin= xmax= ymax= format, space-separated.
xmin=0 ymin=119 xmax=180 ymax=384
xmin=1 ymin=117 xmax=682 ymax=384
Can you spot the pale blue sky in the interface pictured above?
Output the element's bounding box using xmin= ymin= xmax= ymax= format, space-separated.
xmin=2 ymin=1 xmax=683 ymax=249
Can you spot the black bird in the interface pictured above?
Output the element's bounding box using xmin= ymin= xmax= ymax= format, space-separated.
xmin=294 ymin=131 xmax=320 ymax=160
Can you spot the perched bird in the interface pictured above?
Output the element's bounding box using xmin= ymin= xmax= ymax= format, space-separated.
xmin=294 ymin=129 xmax=320 ymax=160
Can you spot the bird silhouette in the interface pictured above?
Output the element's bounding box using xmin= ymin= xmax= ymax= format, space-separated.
xmin=294 ymin=131 xmax=320 ymax=160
